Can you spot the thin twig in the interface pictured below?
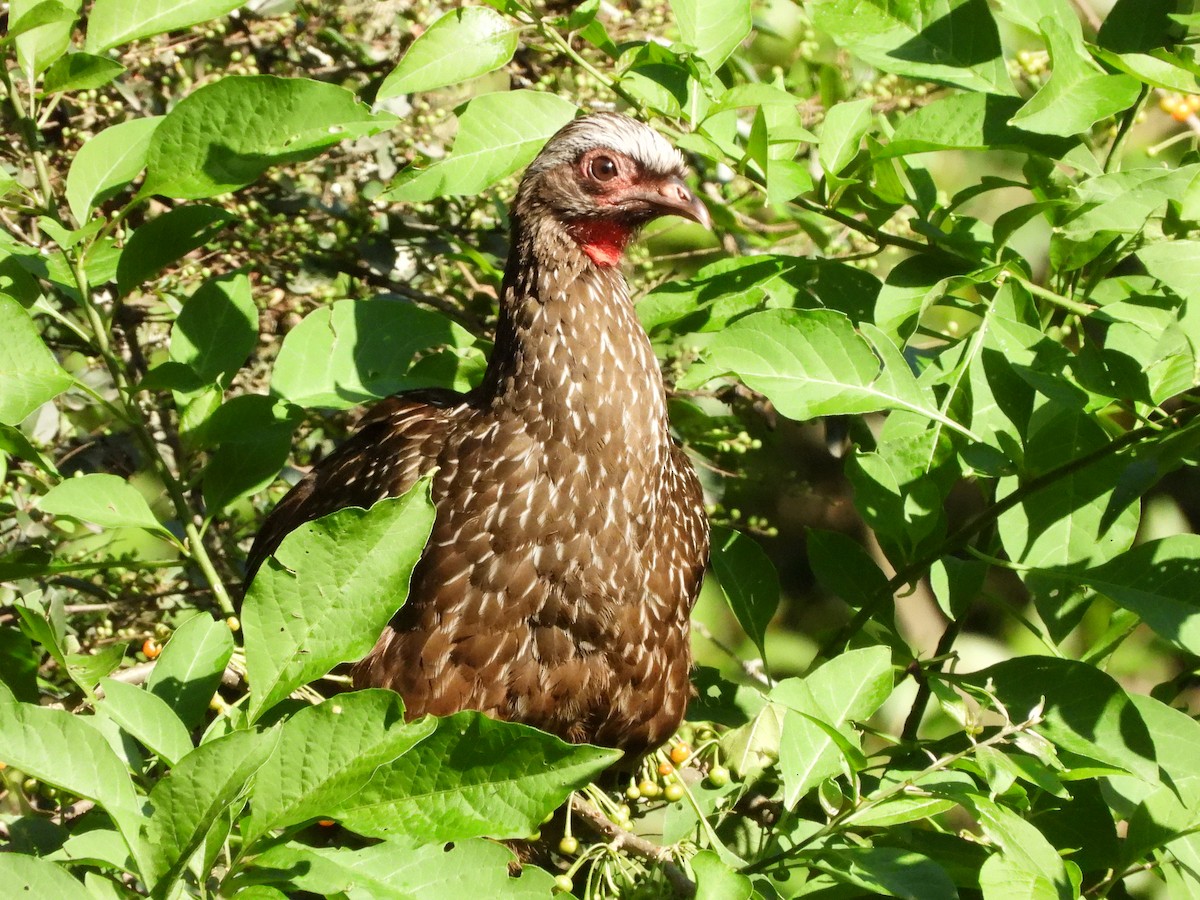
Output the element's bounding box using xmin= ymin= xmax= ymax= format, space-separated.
xmin=818 ymin=403 xmax=1200 ymax=660
xmin=570 ymin=796 xmax=695 ymax=898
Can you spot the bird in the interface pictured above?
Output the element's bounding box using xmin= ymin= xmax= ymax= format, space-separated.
xmin=245 ymin=112 xmax=711 ymax=755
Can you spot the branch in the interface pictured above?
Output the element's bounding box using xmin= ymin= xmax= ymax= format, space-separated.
xmin=570 ymin=796 xmax=695 ymax=898
xmin=818 ymin=402 xmax=1200 ymax=661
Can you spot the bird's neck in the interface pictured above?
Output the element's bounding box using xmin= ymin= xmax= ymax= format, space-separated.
xmin=480 ymin=214 xmax=670 ymax=446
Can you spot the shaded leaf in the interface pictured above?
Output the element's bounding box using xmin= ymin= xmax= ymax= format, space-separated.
xmin=811 ymin=0 xmax=1016 ymax=96
xmin=964 ymin=656 xmax=1156 ymax=780
xmin=43 ymin=51 xmax=125 ymax=93
xmin=271 ymin=298 xmax=471 ymax=409
xmin=145 ymin=613 xmax=234 ymax=730
xmin=710 ymin=526 xmax=779 ymax=666
xmin=116 ymin=205 xmax=233 ymax=296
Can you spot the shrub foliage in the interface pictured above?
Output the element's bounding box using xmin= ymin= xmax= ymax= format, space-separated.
xmin=2 ymin=0 xmax=1200 ymax=897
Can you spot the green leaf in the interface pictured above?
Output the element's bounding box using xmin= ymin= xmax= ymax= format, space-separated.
xmin=1097 ymin=0 xmax=1177 ymax=54
xmin=245 ymin=691 xmax=435 ymax=843
xmin=386 ymin=91 xmax=577 ymax=201
xmin=271 ymin=298 xmax=472 ymax=409
xmin=807 ymin=528 xmax=891 ymax=608
xmin=12 ymin=0 xmax=81 ymax=78
xmin=3 ymin=0 xmax=75 ymax=45
xmin=85 ymin=0 xmax=243 ymax=52
xmin=692 ymin=848 xmax=753 ymax=900
xmin=810 ymin=0 xmax=1016 ymax=96
xmin=242 ymin=485 xmax=436 ymax=719
xmin=1121 ymin=694 xmax=1200 ymax=862
xmin=142 ymin=76 xmax=396 ymax=200
xmin=772 ymin=647 xmax=894 ymax=806
xmin=0 ymin=295 xmax=74 ymax=425
xmin=66 ymin=641 xmax=127 ymax=691
xmin=639 ymin=255 xmax=878 ymax=336
xmin=0 ymin=626 xmax=40 ymax=702
xmin=116 ymin=205 xmax=233 ymax=296
xmin=0 ymin=701 xmax=147 ymax=871
xmin=169 ymin=271 xmax=258 ymax=386
xmin=709 ymin=525 xmax=779 ymax=667
xmin=42 ymin=51 xmax=126 ymax=94
xmin=819 ymin=98 xmax=874 ymax=177
xmin=695 ymin=309 xmax=969 ymax=436
xmin=145 ymin=613 xmax=234 ymax=730
xmin=670 ymin=0 xmax=752 ymax=69
xmin=1140 ymin=239 xmax=1200 ymax=303
xmin=39 ymin=473 xmax=171 ymax=538
xmin=815 ymin=847 xmax=957 ymax=900
xmin=0 ymin=854 xmax=93 ymax=897
xmin=878 ymin=93 xmax=1080 ymax=161
xmin=965 ymin=656 xmax=1156 ymax=780
xmin=245 ymin=838 xmax=556 ymax=898
xmin=65 ymin=116 xmax=163 ymax=222
xmin=98 ymin=678 xmax=194 ymax=766
xmin=141 ymin=728 xmax=279 ymax=894
xmin=1009 ymin=17 xmax=1142 ymax=136
xmin=200 ymin=395 xmax=299 ymax=511
xmin=377 ymin=7 xmax=520 ymax=99
xmin=973 ymin=797 xmax=1076 ymax=899
xmin=1076 ymin=534 xmax=1200 ymax=655
xmin=996 ymin=409 xmax=1139 ymax=569
xmin=332 ymin=711 xmax=621 ymax=842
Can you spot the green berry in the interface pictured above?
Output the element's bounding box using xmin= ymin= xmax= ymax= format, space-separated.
xmin=664 ymin=783 xmax=685 ymax=802
xmin=558 ymin=835 xmax=579 ymax=855
xmin=553 ymin=874 xmax=574 ymax=893
xmin=708 ymin=765 xmax=731 ymax=787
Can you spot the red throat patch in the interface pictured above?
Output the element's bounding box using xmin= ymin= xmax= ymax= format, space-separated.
xmin=568 ymin=219 xmax=633 ymax=267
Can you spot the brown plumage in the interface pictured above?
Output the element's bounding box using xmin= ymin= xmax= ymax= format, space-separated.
xmin=246 ymin=113 xmax=711 ymax=754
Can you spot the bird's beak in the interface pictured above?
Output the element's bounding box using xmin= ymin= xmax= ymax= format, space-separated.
xmin=642 ymin=176 xmax=712 ymax=229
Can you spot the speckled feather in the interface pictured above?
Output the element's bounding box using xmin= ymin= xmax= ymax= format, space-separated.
xmin=246 ymin=114 xmax=709 ymax=754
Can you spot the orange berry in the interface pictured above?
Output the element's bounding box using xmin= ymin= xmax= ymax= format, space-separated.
xmin=669 ymin=743 xmax=691 ymax=765
xmin=1174 ymin=107 xmax=1192 ymax=122
xmin=1188 ymin=95 xmax=1200 ymax=112
xmin=317 ymin=819 xmax=336 ymax=827
xmin=658 ymin=761 xmax=674 ymax=777
xmin=142 ymin=639 xmax=161 ymax=660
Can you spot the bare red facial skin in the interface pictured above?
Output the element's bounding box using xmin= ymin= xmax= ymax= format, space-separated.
xmin=568 ymin=218 xmax=634 ymax=266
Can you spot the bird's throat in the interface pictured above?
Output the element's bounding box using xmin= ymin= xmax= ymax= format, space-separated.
xmin=568 ymin=219 xmax=634 ymax=267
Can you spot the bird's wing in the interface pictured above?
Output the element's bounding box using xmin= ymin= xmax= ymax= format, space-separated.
xmin=243 ymin=388 xmax=466 ymax=587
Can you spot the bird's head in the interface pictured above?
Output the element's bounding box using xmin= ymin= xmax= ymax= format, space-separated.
xmin=516 ymin=112 xmax=711 ymax=267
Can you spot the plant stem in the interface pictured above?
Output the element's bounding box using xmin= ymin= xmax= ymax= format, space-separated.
xmin=817 ymin=403 xmax=1200 ymax=662
xmin=68 ymin=246 xmax=236 ymax=616
xmin=742 ymin=707 xmax=1045 ymax=875
xmin=1006 ymin=271 xmax=1095 ymax=317
xmin=0 ymin=65 xmax=55 ymax=213
xmin=1104 ymin=85 xmax=1149 ymax=174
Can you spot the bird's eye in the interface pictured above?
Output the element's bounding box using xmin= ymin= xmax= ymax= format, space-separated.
xmin=588 ymin=155 xmax=619 ymax=182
